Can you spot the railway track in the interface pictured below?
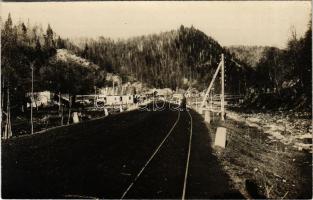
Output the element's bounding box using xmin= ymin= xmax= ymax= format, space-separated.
xmin=3 ymin=103 xmax=241 ymax=198
xmin=120 ymin=109 xmax=194 ymax=199
xmin=182 ymin=110 xmax=193 ymax=200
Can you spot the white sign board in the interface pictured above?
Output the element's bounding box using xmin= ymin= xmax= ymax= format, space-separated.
xmin=104 ymin=108 xmax=109 ymax=116
xmin=205 ymin=110 xmax=210 ymax=123
xmin=214 ymin=127 xmax=227 ymax=148
xmin=73 ymin=112 xmax=79 ymax=123
xmin=197 ymin=108 xmax=203 ymax=115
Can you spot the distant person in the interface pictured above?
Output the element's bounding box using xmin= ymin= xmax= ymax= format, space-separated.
xmin=180 ymin=96 xmax=187 ymax=110
xmin=134 ymin=96 xmax=138 ymax=104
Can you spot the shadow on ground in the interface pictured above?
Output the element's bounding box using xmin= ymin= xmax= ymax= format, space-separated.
xmin=2 ymin=106 xmax=180 ymax=198
xmin=187 ymin=109 xmax=244 ymax=199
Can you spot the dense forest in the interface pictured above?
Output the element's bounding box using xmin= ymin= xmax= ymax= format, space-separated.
xmin=69 ymin=25 xmax=252 ymax=94
xmin=227 ymin=46 xmax=269 ymax=68
xmin=1 ymin=13 xmax=312 ymax=112
xmin=1 ymin=14 xmax=106 ymax=111
xmin=229 ymin=22 xmax=312 ymax=111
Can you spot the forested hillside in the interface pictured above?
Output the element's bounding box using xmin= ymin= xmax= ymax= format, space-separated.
xmin=2 ymin=13 xmax=311 ymax=112
xmin=227 ymin=46 xmax=269 ymax=68
xmin=2 ymin=13 xmax=252 ymax=112
xmin=230 ymin=23 xmax=312 ymax=111
xmin=70 ymin=25 xmax=252 ymax=93
xmin=1 ymin=14 xmax=106 ymax=111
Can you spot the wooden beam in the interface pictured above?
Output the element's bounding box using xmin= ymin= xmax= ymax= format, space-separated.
xmin=200 ymin=61 xmax=222 ymax=108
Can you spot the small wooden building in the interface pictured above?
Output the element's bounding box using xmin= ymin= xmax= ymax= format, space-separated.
xmin=102 ymin=95 xmax=134 ymax=106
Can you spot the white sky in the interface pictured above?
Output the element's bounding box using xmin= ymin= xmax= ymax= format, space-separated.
xmin=1 ymin=1 xmax=311 ymax=48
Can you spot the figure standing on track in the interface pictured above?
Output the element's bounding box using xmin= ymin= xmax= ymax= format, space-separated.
xmin=180 ymin=95 xmax=187 ymax=110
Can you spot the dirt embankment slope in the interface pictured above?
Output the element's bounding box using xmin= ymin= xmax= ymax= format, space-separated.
xmin=204 ymin=111 xmax=312 ymax=199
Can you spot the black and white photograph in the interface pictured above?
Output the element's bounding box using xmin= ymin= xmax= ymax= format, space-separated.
xmin=1 ymin=1 xmax=312 ymax=199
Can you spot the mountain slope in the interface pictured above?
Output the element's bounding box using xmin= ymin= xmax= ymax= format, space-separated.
xmin=54 ymin=49 xmax=100 ymax=70
xmin=69 ymin=26 xmax=251 ymax=94
xmin=226 ymin=45 xmax=269 ymax=68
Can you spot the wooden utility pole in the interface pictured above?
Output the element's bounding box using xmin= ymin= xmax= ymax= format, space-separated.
xmin=221 ymin=54 xmax=225 ymax=121
xmin=8 ymin=87 xmax=12 ymax=138
xmin=31 ymin=64 xmax=34 ymax=134
xmin=94 ymin=86 xmax=97 ymax=108
xmin=199 ymin=53 xmax=225 ymax=122
xmin=113 ymin=81 xmax=115 ymax=95
xmin=67 ymin=96 xmax=71 ymax=125
xmin=61 ymin=106 xmax=64 ymax=126
xmin=4 ymin=86 xmax=12 ymax=139
xmin=58 ymin=92 xmax=61 ymax=112
xmin=1 ymin=77 xmax=4 ymax=112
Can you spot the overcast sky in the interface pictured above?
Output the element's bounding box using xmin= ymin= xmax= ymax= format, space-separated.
xmin=1 ymin=1 xmax=311 ymax=48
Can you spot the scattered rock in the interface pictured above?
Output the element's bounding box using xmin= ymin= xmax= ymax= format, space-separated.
xmin=228 ymin=110 xmax=312 ymax=152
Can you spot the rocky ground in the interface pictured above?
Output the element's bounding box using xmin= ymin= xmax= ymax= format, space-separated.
xmin=205 ymin=110 xmax=312 ymax=199
xmin=227 ymin=109 xmax=312 ymax=153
